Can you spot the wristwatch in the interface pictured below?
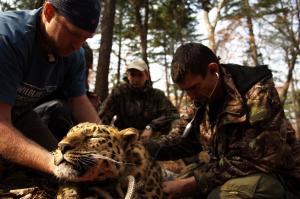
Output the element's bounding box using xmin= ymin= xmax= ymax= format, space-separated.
xmin=145 ymin=125 xmax=152 ymax=131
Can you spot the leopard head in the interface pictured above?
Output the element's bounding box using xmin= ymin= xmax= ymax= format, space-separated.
xmin=53 ymin=122 xmax=139 ymax=181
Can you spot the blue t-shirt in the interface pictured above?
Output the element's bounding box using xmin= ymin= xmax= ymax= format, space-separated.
xmin=0 ymin=9 xmax=86 ymax=116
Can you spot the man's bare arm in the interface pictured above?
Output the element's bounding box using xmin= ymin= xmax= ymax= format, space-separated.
xmin=0 ymin=103 xmax=54 ymax=174
xmin=69 ymin=95 xmax=101 ymax=124
xmin=163 ymin=176 xmax=198 ymax=198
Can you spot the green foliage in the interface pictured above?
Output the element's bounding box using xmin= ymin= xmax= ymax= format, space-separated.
xmin=149 ymin=0 xmax=197 ymax=42
xmin=0 ymin=1 xmax=13 ymax=11
xmin=0 ymin=0 xmax=44 ymax=11
xmin=222 ymin=0 xmax=285 ymax=19
xmin=253 ymin=0 xmax=288 ymax=17
xmin=148 ymin=0 xmax=200 ymax=59
xmin=222 ymin=0 xmax=244 ymax=19
xmin=13 ymin=0 xmax=36 ymax=9
xmin=113 ymin=0 xmax=199 ymax=55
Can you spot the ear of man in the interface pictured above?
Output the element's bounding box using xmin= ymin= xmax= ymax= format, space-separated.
xmin=208 ymin=63 xmax=219 ymax=78
xmin=43 ymin=2 xmax=56 ymax=22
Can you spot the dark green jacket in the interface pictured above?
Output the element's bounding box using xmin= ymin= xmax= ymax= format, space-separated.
xmin=99 ymin=81 xmax=179 ymax=135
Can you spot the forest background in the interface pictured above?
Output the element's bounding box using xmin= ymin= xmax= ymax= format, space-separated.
xmin=1 ymin=0 xmax=299 ymax=138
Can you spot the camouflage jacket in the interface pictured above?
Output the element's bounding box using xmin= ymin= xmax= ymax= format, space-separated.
xmin=144 ymin=64 xmax=300 ymax=193
xmin=99 ymin=81 xmax=179 ymax=135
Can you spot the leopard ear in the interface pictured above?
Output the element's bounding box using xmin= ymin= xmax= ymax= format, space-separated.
xmin=119 ymin=128 xmax=139 ymax=148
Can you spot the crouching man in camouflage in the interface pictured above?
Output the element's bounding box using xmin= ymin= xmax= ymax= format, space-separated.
xmin=143 ymin=43 xmax=300 ymax=199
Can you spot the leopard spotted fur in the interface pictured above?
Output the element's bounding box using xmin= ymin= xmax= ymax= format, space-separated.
xmin=53 ymin=122 xmax=163 ymax=199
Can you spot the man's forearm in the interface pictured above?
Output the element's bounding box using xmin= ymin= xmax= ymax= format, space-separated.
xmin=69 ymin=95 xmax=101 ymax=124
xmin=0 ymin=121 xmax=54 ymax=174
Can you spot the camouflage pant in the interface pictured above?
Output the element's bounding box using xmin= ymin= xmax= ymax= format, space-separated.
xmin=163 ymin=162 xmax=298 ymax=199
xmin=207 ymin=173 xmax=285 ymax=199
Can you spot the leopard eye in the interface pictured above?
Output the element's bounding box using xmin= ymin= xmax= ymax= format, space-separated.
xmin=83 ymin=135 xmax=95 ymax=141
xmin=58 ymin=142 xmax=74 ymax=153
xmin=83 ymin=134 xmax=103 ymax=141
xmin=88 ymin=137 xmax=106 ymax=142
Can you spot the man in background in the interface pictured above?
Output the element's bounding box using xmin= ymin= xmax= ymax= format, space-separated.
xmin=99 ymin=59 xmax=180 ymax=140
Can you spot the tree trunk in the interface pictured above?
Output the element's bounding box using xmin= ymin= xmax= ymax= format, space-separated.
xmin=131 ymin=0 xmax=149 ymax=65
xmin=291 ymin=80 xmax=300 ymax=138
xmin=276 ymin=0 xmax=300 ymax=104
xmin=95 ymin=0 xmax=117 ymax=102
xmin=164 ymin=53 xmax=170 ymax=98
xmin=243 ymin=0 xmax=259 ymax=66
xmin=116 ymin=4 xmax=124 ymax=84
xmin=202 ymin=10 xmax=216 ymax=52
xmin=163 ymin=36 xmax=170 ymax=98
xmin=279 ymin=60 xmax=294 ymax=103
xmin=279 ymin=50 xmax=298 ymax=102
xmin=200 ymin=0 xmax=225 ymax=53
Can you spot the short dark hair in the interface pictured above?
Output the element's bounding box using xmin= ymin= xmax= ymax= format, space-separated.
xmin=171 ymin=43 xmax=219 ymax=83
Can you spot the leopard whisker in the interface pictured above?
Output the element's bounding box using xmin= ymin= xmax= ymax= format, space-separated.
xmin=92 ymin=154 xmax=123 ymax=164
xmin=96 ymin=152 xmax=137 ymax=166
xmin=92 ymin=154 xmax=136 ymax=166
xmin=78 ymin=156 xmax=97 ymax=167
xmin=72 ymin=151 xmax=95 ymax=156
xmin=98 ymin=151 xmax=126 ymax=160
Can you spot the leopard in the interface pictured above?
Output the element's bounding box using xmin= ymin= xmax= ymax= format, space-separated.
xmin=53 ymin=122 xmax=163 ymax=199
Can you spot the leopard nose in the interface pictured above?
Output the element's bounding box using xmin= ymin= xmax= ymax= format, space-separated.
xmin=58 ymin=142 xmax=73 ymax=153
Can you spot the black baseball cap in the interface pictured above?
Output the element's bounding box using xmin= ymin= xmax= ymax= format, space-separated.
xmin=48 ymin=0 xmax=101 ymax=33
